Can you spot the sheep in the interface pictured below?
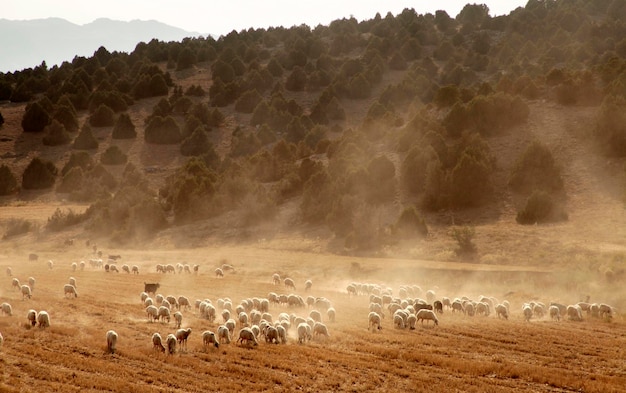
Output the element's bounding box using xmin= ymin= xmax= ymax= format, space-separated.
xmin=166 ymin=296 xmax=179 ymax=310
xmin=122 ymin=264 xmax=130 ymax=274
xmin=297 ymin=322 xmax=312 ymax=343
xmin=272 ymin=273 xmax=281 ymax=285
xmin=146 ymin=305 xmax=159 ymax=322
xmin=80 ymin=261 xmax=86 ymax=271
xmin=27 ymin=309 xmax=37 ymax=326
xmin=313 ymin=322 xmax=330 ymax=338
xmin=131 ymin=265 xmax=139 ymax=274
xmin=178 ymin=296 xmax=191 ymax=310
xmin=495 ymin=304 xmax=509 ymax=320
xmin=533 ymin=303 xmax=546 ymax=318
xmin=393 ymin=313 xmax=406 ymax=329
xmin=21 ymin=284 xmax=32 ymax=300
xmin=265 ymin=326 xmax=280 ymax=344
xmin=476 ymin=302 xmax=490 ymax=317
xmin=71 ymin=262 xmax=77 ymax=272
xmin=217 ymin=325 xmax=231 ymax=344
xmin=327 ymin=307 xmax=336 ymax=323
xmin=567 ymin=305 xmax=583 ymax=321
xmin=140 ymin=292 xmax=149 ymax=304
xmin=152 ymin=332 xmax=165 ymax=352
xmin=202 ymin=330 xmax=219 ymax=348
xmin=158 ymin=306 xmax=171 ymax=323
xmin=193 ymin=264 xmax=199 ymax=274
xmin=599 ymin=303 xmax=614 ymax=320
xmin=28 ymin=277 xmax=35 ymax=291
xmin=12 ymin=278 xmax=20 ymax=290
xmin=64 ymin=284 xmax=78 ymax=298
xmin=276 ymin=325 xmax=288 ymax=344
xmin=433 ymin=300 xmax=443 ymax=314
xmin=309 ymin=310 xmax=322 ymax=323
xmin=47 ymin=260 xmax=54 ymax=270
xmin=166 ymin=334 xmax=177 ymax=355
xmin=173 ymin=311 xmax=183 ymax=328
xmin=0 ymin=332 xmax=3 ymax=348
xmin=451 ymin=300 xmax=465 ymax=314
xmin=407 ymin=314 xmax=417 ymax=330
xmin=284 ymin=277 xmax=296 ymax=290
xmin=109 ymin=265 xmax=119 ymax=273
xmin=549 ymin=305 xmax=561 ymax=321
xmin=215 ymin=268 xmax=224 ymax=278
xmin=237 ymin=327 xmax=259 ymax=346
xmin=37 ymin=311 xmax=50 ymax=328
xmin=106 ymin=330 xmax=118 ymax=354
xmin=416 ymin=309 xmax=439 ymax=326
xmin=304 ymin=279 xmax=312 ymax=291
xmin=523 ymin=304 xmax=533 ymax=322
xmin=6 ymin=267 xmax=11 ymax=276
xmin=550 ymin=302 xmax=567 ymax=317
xmin=368 ymin=311 xmax=382 ymax=331
xmin=175 ymin=328 xmax=192 ymax=351
xmin=69 ymin=277 xmax=77 ymax=288
xmin=1 ymin=303 xmax=12 ymax=316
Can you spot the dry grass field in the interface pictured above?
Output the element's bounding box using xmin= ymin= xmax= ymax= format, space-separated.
xmin=0 ymin=237 xmax=624 ymax=393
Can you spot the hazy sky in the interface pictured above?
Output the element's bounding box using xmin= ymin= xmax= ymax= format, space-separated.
xmin=5 ymin=1 xmax=528 ymax=36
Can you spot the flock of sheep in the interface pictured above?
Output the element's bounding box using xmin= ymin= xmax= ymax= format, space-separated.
xmin=0 ymin=257 xmax=620 ymax=358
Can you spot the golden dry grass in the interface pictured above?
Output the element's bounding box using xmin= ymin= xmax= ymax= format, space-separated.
xmin=0 ymin=242 xmax=624 ymax=393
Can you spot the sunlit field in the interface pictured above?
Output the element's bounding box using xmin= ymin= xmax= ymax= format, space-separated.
xmin=1 ymin=244 xmax=624 ymax=393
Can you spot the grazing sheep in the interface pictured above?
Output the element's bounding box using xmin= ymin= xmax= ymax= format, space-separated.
xmin=549 ymin=305 xmax=561 ymax=321
xmin=217 ymin=325 xmax=231 ymax=344
xmin=21 ymin=285 xmax=32 ymax=300
xmin=47 ymin=260 xmax=54 ymax=270
xmin=304 ymin=279 xmax=312 ymax=291
xmin=495 ymin=304 xmax=509 ymax=320
xmin=178 ymin=296 xmax=191 ymax=310
xmin=276 ymin=325 xmax=288 ymax=344
xmin=272 ymin=273 xmax=281 ymax=285
xmin=476 ymin=302 xmax=490 ymax=317
xmin=6 ymin=267 xmax=11 ymax=276
xmin=215 ymin=268 xmax=224 ymax=278
xmin=173 ymin=311 xmax=183 ymax=328
xmin=28 ymin=277 xmax=35 ymax=291
xmin=567 ymin=305 xmax=583 ymax=321
xmin=451 ymin=300 xmax=465 ymax=314
xmin=550 ymin=302 xmax=567 ymax=317
xmin=166 ymin=334 xmax=177 ymax=355
xmin=368 ymin=311 xmax=382 ymax=331
xmin=393 ymin=313 xmax=406 ymax=329
xmin=523 ymin=304 xmax=533 ymax=322
xmin=12 ymin=278 xmax=20 ymax=290
xmin=69 ymin=277 xmax=77 ymax=288
xmin=152 ymin=333 xmax=165 ymax=352
xmin=140 ymin=292 xmax=149 ymax=304
xmin=202 ymin=330 xmax=219 ymax=348
xmin=106 ymin=330 xmax=118 ymax=354
xmin=109 ymin=265 xmax=119 ymax=273
xmin=407 ymin=314 xmax=417 ymax=330
xmin=146 ymin=305 xmax=159 ymax=322
xmin=533 ymin=303 xmax=546 ymax=318
xmin=237 ymin=327 xmax=259 ymax=346
xmin=1 ymin=303 xmax=12 ymax=316
xmin=158 ymin=306 xmax=171 ymax=323
xmin=599 ymin=303 xmax=614 ymax=320
xmin=175 ymin=328 xmax=192 ymax=351
xmin=313 ymin=322 xmax=330 ymax=338
xmin=80 ymin=261 xmax=85 ymax=270
xmin=284 ymin=277 xmax=296 ymax=290
xmin=71 ymin=262 xmax=77 ymax=272
xmin=309 ymin=310 xmax=322 ymax=323
xmin=264 ymin=326 xmax=279 ymax=344
xmin=193 ymin=264 xmax=199 ymax=274
xmin=122 ymin=264 xmax=130 ymax=274
xmin=27 ymin=309 xmax=37 ymax=326
xmin=297 ymin=322 xmax=312 ymax=343
xmin=131 ymin=265 xmax=139 ymax=274
xmin=416 ymin=309 xmax=439 ymax=326
xmin=64 ymin=284 xmax=78 ymax=298
xmin=327 ymin=307 xmax=336 ymax=323
xmin=37 ymin=311 xmax=50 ymax=328
xmin=433 ymin=300 xmax=443 ymax=314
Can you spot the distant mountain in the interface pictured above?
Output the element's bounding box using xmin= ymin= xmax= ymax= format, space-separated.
xmin=0 ymin=17 xmax=201 ymax=73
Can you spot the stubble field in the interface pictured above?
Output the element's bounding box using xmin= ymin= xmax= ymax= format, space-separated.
xmin=0 ymin=240 xmax=624 ymax=393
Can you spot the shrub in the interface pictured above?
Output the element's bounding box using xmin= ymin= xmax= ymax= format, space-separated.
xmin=89 ymin=104 xmax=115 ymax=127
xmin=112 ymin=113 xmax=137 ymax=139
xmin=393 ymin=206 xmax=428 ymax=238
xmin=21 ymin=101 xmax=50 ymax=132
xmin=73 ymin=123 xmax=99 ymax=150
xmin=509 ymin=141 xmax=564 ymax=194
xmin=593 ymin=95 xmax=626 ymax=156
xmin=516 ymin=190 xmax=568 ymax=224
xmin=62 ymin=151 xmax=94 ymax=176
xmin=449 ymin=151 xmax=492 ymax=208
xmin=176 ymin=47 xmax=197 ymax=70
xmin=0 ymin=164 xmax=18 ymax=195
xmin=2 ymin=219 xmax=35 ymax=239
xmin=57 ymin=167 xmax=84 ymax=193
xmin=22 ymin=157 xmax=58 ymax=190
xmin=46 ymin=208 xmax=89 ymax=232
xmin=144 ymin=115 xmax=181 ymax=144
xmin=42 ymin=119 xmax=71 ymax=146
xmin=285 ymin=66 xmax=307 ymax=91
xmin=101 ymin=145 xmax=128 ymax=165
xmin=180 ymin=127 xmax=211 ymax=156
xmin=366 ymin=155 xmax=397 ymax=205
xmin=449 ymin=225 xmax=476 ymax=256
xmin=235 ymin=89 xmax=263 ymax=114
xmin=52 ymin=105 xmax=79 ymax=132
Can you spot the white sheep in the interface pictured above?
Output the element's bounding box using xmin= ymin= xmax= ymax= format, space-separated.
xmin=368 ymin=311 xmax=382 ymax=331
xmin=495 ymin=304 xmax=509 ymax=320
xmin=523 ymin=304 xmax=533 ymax=322
xmin=215 ymin=268 xmax=224 ymax=278
xmin=27 ymin=309 xmax=37 ymax=327
xmin=175 ymin=328 xmax=192 ymax=351
xmin=309 ymin=310 xmax=322 ymax=323
xmin=21 ymin=284 xmax=32 ymax=300
xmin=567 ymin=305 xmax=583 ymax=321
xmin=237 ymin=327 xmax=259 ymax=346
xmin=178 ymin=296 xmax=191 ymax=310
xmin=47 ymin=260 xmax=54 ymax=270
xmin=64 ymin=284 xmax=78 ymax=298
xmin=549 ymin=305 xmax=561 ymax=321
xmin=152 ymin=332 xmax=165 ymax=352
xmin=131 ymin=265 xmax=139 ymax=274
xmin=284 ymin=277 xmax=296 ymax=290
xmin=106 ymin=330 xmax=118 ymax=353
xmin=272 ymin=273 xmax=281 ymax=285
xmin=12 ymin=278 xmax=20 ymax=290
xmin=599 ymin=303 xmax=614 ymax=320
xmin=296 ymin=322 xmax=311 ymax=344
xmin=166 ymin=333 xmax=177 ymax=354
xmin=276 ymin=325 xmax=288 ymax=344
xmin=327 ymin=307 xmax=336 ymax=323
xmin=69 ymin=277 xmax=77 ymax=288
xmin=407 ymin=314 xmax=417 ymax=330
xmin=140 ymin=292 xmax=149 ymax=304
xmin=304 ymin=279 xmax=312 ymax=291
xmin=313 ymin=322 xmax=330 ymax=339
xmin=146 ymin=305 xmax=159 ymax=322
xmin=71 ymin=262 xmax=77 ymax=272
xmin=173 ymin=311 xmax=183 ymax=328
xmin=37 ymin=311 xmax=50 ymax=328
xmin=202 ymin=330 xmax=219 ymax=348
xmin=158 ymin=306 xmax=171 ymax=323
xmin=393 ymin=313 xmax=406 ymax=329
xmin=416 ymin=309 xmax=439 ymax=326
xmin=28 ymin=277 xmax=35 ymax=291
xmin=217 ymin=325 xmax=231 ymax=344
xmin=80 ymin=261 xmax=85 ymax=270
xmin=1 ymin=303 xmax=12 ymax=316
xmin=122 ymin=264 xmax=130 ymax=274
